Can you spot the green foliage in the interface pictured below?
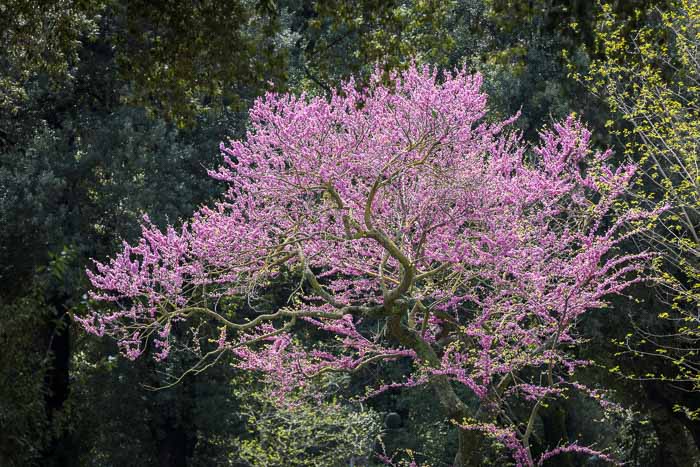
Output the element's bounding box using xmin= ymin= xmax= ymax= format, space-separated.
xmin=578 ymin=0 xmax=700 ymax=411
xmin=66 ymin=336 xmax=249 ymax=466
xmin=0 ymin=289 xmax=51 ymax=466
xmin=373 ymin=383 xmax=460 ymax=466
xmin=0 ymin=0 xmax=102 ymax=120
xmin=436 ymin=0 xmax=604 ymax=138
xmin=107 ymin=0 xmax=287 ymax=124
xmin=284 ymin=0 xmax=456 ymax=92
xmin=234 ymin=375 xmax=381 ymax=466
xmin=0 ymin=107 xmax=226 ymax=297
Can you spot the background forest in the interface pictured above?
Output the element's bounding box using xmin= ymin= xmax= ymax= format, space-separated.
xmin=0 ymin=0 xmax=698 ymax=466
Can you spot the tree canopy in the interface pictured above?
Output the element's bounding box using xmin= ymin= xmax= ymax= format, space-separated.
xmin=80 ymin=65 xmax=658 ymax=466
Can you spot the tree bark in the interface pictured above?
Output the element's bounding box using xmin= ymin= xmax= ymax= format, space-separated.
xmin=156 ymin=417 xmax=191 ymax=467
xmin=42 ymin=295 xmax=72 ymax=466
xmin=540 ymin=400 xmax=575 ymax=467
xmin=387 ymin=313 xmax=488 ymax=466
xmin=454 ymin=428 xmax=488 ymax=467
xmin=648 ymin=398 xmax=700 ymax=467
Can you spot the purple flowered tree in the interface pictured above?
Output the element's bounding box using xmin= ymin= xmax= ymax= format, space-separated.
xmin=79 ymin=65 xmax=655 ymax=466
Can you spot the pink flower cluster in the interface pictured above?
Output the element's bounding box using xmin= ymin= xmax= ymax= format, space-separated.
xmin=79 ymin=64 xmax=657 ymax=464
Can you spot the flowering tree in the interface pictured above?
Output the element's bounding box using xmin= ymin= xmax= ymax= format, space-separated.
xmin=79 ymin=65 xmax=654 ymax=466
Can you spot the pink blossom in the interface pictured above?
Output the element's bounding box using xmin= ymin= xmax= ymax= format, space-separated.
xmin=80 ymin=64 xmax=655 ymax=465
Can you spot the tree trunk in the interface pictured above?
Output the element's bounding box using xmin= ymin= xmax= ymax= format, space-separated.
xmin=387 ymin=313 xmax=487 ymax=466
xmin=454 ymin=428 xmax=487 ymax=467
xmin=648 ymin=399 xmax=700 ymax=467
xmin=540 ymin=400 xmax=575 ymax=467
xmin=150 ymin=362 xmax=197 ymax=467
xmin=156 ymin=418 xmax=191 ymax=467
xmin=681 ymin=416 xmax=700 ymax=453
xmin=42 ymin=296 xmax=72 ymax=466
